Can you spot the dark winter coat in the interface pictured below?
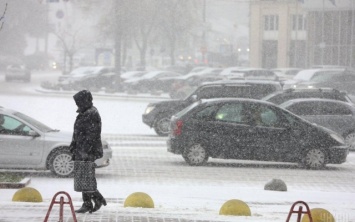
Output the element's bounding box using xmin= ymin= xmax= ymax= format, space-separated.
xmin=69 ymin=90 xmax=103 ymax=162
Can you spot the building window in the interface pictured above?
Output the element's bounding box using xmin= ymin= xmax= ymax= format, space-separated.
xmin=264 ymin=15 xmax=279 ymax=31
xmin=292 ymin=15 xmax=307 ymax=31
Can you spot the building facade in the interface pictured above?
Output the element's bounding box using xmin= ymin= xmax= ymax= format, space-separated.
xmin=250 ymin=0 xmax=354 ymax=69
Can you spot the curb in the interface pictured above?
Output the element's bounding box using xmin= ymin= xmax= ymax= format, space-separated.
xmin=0 ymin=177 xmax=31 ymax=189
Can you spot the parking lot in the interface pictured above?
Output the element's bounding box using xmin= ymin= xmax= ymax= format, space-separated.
xmin=0 ymin=72 xmax=354 ymax=221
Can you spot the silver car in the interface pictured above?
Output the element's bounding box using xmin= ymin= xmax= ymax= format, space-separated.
xmin=279 ymin=98 xmax=355 ymax=150
xmin=0 ymin=106 xmax=112 ymax=177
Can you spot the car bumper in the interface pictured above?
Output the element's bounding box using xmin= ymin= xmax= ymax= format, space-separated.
xmin=167 ymin=138 xmax=183 ymax=155
xmin=142 ymin=114 xmax=155 ymax=128
xmin=328 ymin=145 xmax=349 ymax=164
xmin=95 ymin=149 xmax=112 ymax=168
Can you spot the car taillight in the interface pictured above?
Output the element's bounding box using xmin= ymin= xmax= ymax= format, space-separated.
xmin=173 ymin=120 xmax=183 ymax=136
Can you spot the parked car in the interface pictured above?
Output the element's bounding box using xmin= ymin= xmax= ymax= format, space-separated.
xmin=279 ymin=98 xmax=355 ymax=150
xmin=221 ymin=67 xmax=279 ymax=81
xmin=282 ymin=68 xmax=345 ymax=89
xmin=271 ymin=68 xmax=302 ymax=81
xmin=5 ymin=64 xmax=31 ymax=82
xmin=295 ymin=70 xmax=355 ymax=95
xmin=219 ymin=66 xmax=248 ymax=76
xmin=262 ymin=88 xmax=353 ymax=105
xmin=280 ymin=98 xmax=355 ymax=149
xmin=0 ymin=106 xmax=112 ymax=177
xmin=164 ymin=68 xmax=224 ymax=98
xmin=58 ymin=66 xmax=118 ymax=90
xmin=124 ymin=70 xmax=182 ymax=92
xmin=169 ymin=74 xmax=225 ymax=99
xmin=120 ymin=71 xmax=148 ymax=80
xmin=142 ymin=80 xmax=282 ymax=136
xmin=167 ymin=98 xmax=349 ymax=169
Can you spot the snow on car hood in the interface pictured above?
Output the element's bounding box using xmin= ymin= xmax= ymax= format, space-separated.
xmin=44 ymin=130 xmax=72 ymax=143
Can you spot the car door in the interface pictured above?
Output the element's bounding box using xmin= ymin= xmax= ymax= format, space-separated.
xmin=0 ymin=114 xmax=44 ymax=167
xmin=203 ymin=102 xmax=255 ymax=159
xmin=244 ymin=103 xmax=298 ymax=162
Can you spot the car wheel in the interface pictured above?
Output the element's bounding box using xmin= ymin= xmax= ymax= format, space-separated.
xmin=183 ymin=144 xmax=209 ymax=166
xmin=153 ymin=116 xmax=171 ymax=136
xmin=344 ymin=132 xmax=355 ymax=150
xmin=49 ymin=149 xmax=74 ymax=177
xmin=302 ymin=148 xmax=326 ymax=169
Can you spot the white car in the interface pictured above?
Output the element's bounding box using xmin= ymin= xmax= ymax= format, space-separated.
xmin=0 ymin=106 xmax=112 ymax=177
xmin=5 ymin=64 xmax=31 ymax=82
xmin=283 ymin=68 xmax=345 ymax=89
xmin=271 ymin=68 xmax=302 ymax=81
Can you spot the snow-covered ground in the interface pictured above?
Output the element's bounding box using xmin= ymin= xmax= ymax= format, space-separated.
xmin=0 ymin=92 xmax=354 ymax=221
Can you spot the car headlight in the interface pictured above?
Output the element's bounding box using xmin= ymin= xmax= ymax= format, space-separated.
xmin=330 ymin=133 xmax=345 ymax=144
xmin=145 ymin=105 xmax=155 ymax=114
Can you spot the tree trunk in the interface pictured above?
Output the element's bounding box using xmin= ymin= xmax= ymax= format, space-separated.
xmin=68 ymin=53 xmax=74 ymax=73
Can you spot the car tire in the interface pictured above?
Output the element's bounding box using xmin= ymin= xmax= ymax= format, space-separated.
xmin=302 ymin=148 xmax=326 ymax=169
xmin=344 ymin=132 xmax=355 ymax=151
xmin=183 ymin=144 xmax=209 ymax=166
xmin=153 ymin=116 xmax=171 ymax=136
xmin=48 ymin=149 xmax=74 ymax=177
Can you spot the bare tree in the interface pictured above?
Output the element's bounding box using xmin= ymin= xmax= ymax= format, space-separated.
xmin=0 ymin=2 xmax=7 ymax=31
xmin=158 ymin=0 xmax=198 ymax=66
xmin=54 ymin=28 xmax=93 ymax=73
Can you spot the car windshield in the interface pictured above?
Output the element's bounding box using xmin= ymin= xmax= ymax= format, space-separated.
xmin=14 ymin=112 xmax=53 ymax=132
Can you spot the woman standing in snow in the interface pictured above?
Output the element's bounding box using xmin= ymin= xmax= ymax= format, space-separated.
xmin=69 ymin=90 xmax=107 ymax=213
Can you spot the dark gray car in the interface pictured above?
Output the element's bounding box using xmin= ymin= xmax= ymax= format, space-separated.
xmin=295 ymin=70 xmax=355 ymax=95
xmin=280 ymin=98 xmax=355 ymax=150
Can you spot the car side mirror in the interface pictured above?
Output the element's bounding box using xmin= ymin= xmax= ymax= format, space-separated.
xmin=190 ymin=94 xmax=198 ymax=102
xmin=28 ymin=130 xmax=39 ymax=137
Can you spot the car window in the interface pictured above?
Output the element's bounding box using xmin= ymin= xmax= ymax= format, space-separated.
xmin=250 ymin=84 xmax=279 ymax=99
xmin=286 ymin=102 xmax=319 ymax=115
xmin=0 ymin=115 xmax=32 ymax=136
xmin=249 ymin=104 xmax=283 ymax=127
xmin=316 ymin=102 xmax=352 ymax=115
xmin=214 ymin=103 xmax=246 ymax=123
xmin=196 ymin=86 xmax=224 ymax=99
xmin=310 ymin=71 xmax=342 ymax=82
xmin=193 ymin=105 xmax=219 ymax=120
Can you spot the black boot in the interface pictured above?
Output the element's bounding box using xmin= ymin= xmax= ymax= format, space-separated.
xmin=91 ymin=190 xmax=107 ymax=212
xmin=75 ymin=201 xmax=93 ymax=213
xmin=75 ymin=192 xmax=93 ymax=214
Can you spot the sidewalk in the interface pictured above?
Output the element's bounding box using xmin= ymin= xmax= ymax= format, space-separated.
xmin=0 ymin=197 xmax=248 ymax=222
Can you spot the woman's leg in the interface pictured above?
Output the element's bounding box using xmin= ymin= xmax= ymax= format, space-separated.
xmin=92 ymin=190 xmax=107 ymax=212
xmin=75 ymin=192 xmax=94 ymax=213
